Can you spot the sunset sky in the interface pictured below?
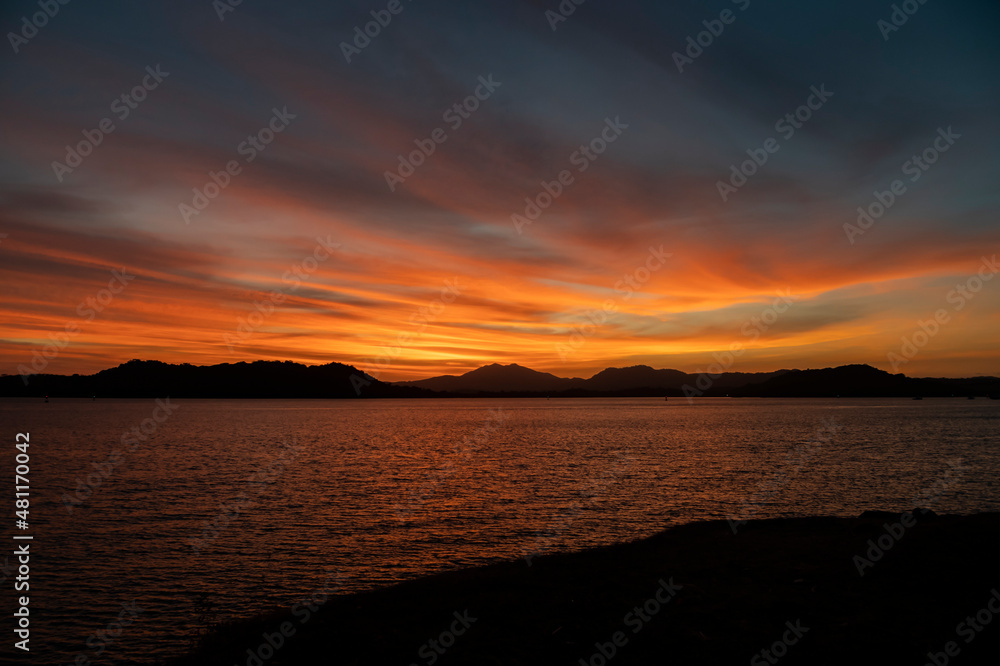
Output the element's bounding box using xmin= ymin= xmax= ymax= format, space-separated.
xmin=1 ymin=0 xmax=998 ymax=381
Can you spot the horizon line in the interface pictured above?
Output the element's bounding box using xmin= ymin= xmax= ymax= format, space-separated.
xmin=7 ymin=358 xmax=999 ymax=383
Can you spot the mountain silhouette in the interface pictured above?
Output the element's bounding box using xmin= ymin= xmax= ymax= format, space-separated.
xmin=0 ymin=359 xmax=423 ymax=399
xmin=400 ymin=363 xmax=789 ymax=394
xmin=397 ymin=363 xmax=582 ymax=393
xmin=3 ymin=360 xmax=998 ymax=398
xmin=582 ymin=365 xmax=689 ymax=391
xmin=582 ymin=365 xmax=788 ymax=391
xmin=730 ymin=364 xmax=1000 ymax=397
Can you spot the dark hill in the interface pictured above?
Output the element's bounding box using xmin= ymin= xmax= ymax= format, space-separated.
xmin=398 ymin=363 xmax=582 ymax=393
xmin=728 ymin=364 xmax=1000 ymax=398
xmin=583 ymin=365 xmax=689 ymax=391
xmin=397 ymin=363 xmax=791 ymax=395
xmin=583 ymin=365 xmax=788 ymax=391
xmin=4 ymin=361 xmax=998 ymax=399
xmin=1 ymin=359 xmax=426 ymax=399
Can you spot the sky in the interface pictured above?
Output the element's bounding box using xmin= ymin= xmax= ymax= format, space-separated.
xmin=1 ymin=0 xmax=998 ymax=381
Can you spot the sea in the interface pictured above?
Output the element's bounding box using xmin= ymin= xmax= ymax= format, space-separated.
xmin=2 ymin=397 xmax=998 ymax=664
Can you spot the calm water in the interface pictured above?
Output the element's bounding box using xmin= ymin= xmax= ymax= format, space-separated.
xmin=2 ymin=397 xmax=998 ymax=664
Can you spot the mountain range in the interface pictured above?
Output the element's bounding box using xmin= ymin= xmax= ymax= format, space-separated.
xmin=2 ymin=360 xmax=999 ymax=399
xmin=396 ymin=363 xmax=788 ymax=394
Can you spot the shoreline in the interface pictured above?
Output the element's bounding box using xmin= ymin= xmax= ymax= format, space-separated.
xmin=176 ymin=511 xmax=1000 ymax=665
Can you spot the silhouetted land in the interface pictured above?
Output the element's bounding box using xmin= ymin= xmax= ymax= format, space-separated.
xmin=0 ymin=359 xmax=421 ymax=399
xmin=397 ymin=362 xmax=789 ymax=394
xmin=401 ymin=362 xmax=1000 ymax=398
xmin=176 ymin=512 xmax=1000 ymax=665
xmin=4 ymin=360 xmax=999 ymax=399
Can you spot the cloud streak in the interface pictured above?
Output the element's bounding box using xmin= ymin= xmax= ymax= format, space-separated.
xmin=1 ymin=0 xmax=998 ymax=378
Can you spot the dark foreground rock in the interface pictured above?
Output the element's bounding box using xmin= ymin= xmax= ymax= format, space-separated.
xmin=177 ymin=512 xmax=1000 ymax=665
